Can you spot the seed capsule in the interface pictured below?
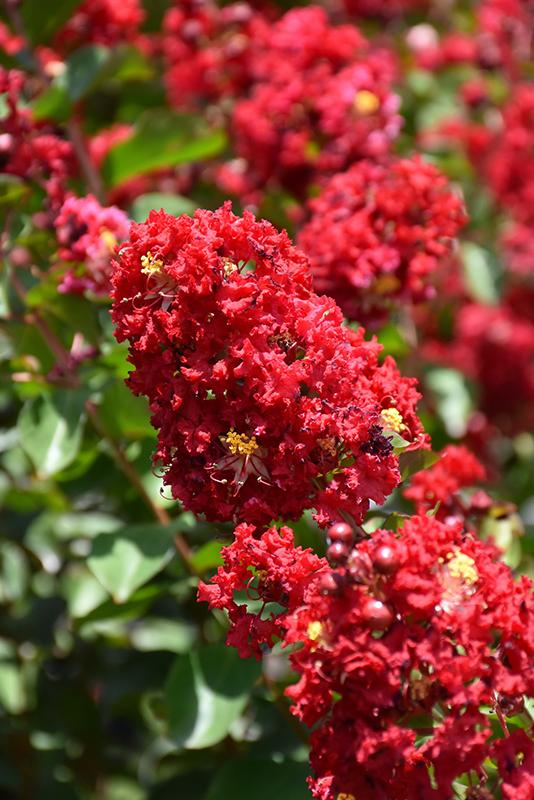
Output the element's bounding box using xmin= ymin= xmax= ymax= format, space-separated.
xmin=362 ymin=598 xmax=393 ymax=631
xmin=372 ymin=545 xmax=400 ymax=575
xmin=327 ymin=541 xmax=349 ymax=564
xmin=328 ymin=522 xmax=354 ymax=545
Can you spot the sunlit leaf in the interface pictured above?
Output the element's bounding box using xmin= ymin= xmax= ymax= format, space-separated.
xmin=17 ymin=390 xmax=88 ymax=477
xmin=165 ymin=644 xmax=261 ymax=749
xmin=87 ymin=524 xmax=176 ymax=603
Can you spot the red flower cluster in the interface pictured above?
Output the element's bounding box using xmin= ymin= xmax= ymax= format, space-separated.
xmin=342 ymin=0 xmax=427 ymax=17
xmin=198 ymin=522 xmax=328 ymax=658
xmin=163 ymin=0 xmax=258 ymax=110
xmin=111 ymin=203 xmax=426 ymax=526
xmin=52 ymin=0 xmax=145 ymax=51
xmin=297 ymin=156 xmax=466 ymax=324
xmin=403 ymin=444 xmax=490 ymax=524
xmin=485 ymin=84 xmax=534 ymax=224
xmin=412 ymin=0 xmax=532 ymax=76
xmin=425 ymin=293 xmax=534 ymax=436
xmin=201 ymin=515 xmax=534 ymax=800
xmin=55 ymin=194 xmax=130 ymax=296
xmin=218 ymin=7 xmax=401 ymax=200
xmin=0 ymin=69 xmax=74 ymax=208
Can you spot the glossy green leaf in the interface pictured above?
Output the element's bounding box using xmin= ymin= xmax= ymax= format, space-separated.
xmin=399 ymin=449 xmax=440 ymax=481
xmin=102 ymin=111 xmax=226 ymax=187
xmin=0 ymin=542 xmax=29 ymax=603
xmin=99 ymin=382 xmax=154 ymax=440
xmin=191 ymin=540 xmax=224 ymax=573
xmin=21 ymin=0 xmax=85 ymax=44
xmin=130 ymin=193 xmax=196 ymax=222
xmin=31 ymin=81 xmax=73 ymax=123
xmin=65 ymin=45 xmax=114 ymax=101
xmin=426 ymin=368 xmax=474 ymax=438
xmin=0 ymin=175 xmax=30 ymax=209
xmin=62 ymin=566 xmax=109 ymax=618
xmin=206 ymin=759 xmax=311 ymax=800
xmin=165 ymin=644 xmax=261 ymax=749
xmin=17 ymin=390 xmax=87 ymax=477
xmin=0 ymin=661 xmax=27 ymax=714
xmin=130 ymin=618 xmax=196 ymax=653
xmin=87 ymin=524 xmax=176 ymax=603
xmin=461 ymin=241 xmax=499 ymax=305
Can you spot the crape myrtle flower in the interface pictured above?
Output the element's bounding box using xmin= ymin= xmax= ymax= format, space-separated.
xmin=218 ymin=6 xmax=401 ymax=200
xmin=51 ymin=0 xmax=145 ymax=51
xmin=403 ymin=444 xmax=491 ymax=524
xmin=200 ymin=516 xmax=534 ymax=800
xmin=163 ymin=0 xmax=259 ymax=110
xmin=111 ymin=203 xmax=427 ymax=526
xmin=342 ymin=0 xmax=427 ymax=18
xmin=484 ymin=84 xmax=534 ymax=224
xmin=198 ymin=522 xmax=328 ymax=658
xmin=297 ymin=156 xmax=466 ymax=325
xmin=0 ymin=68 xmax=75 ymax=208
xmin=412 ymin=0 xmax=532 ymax=77
xmin=424 ymin=293 xmax=534 ymax=437
xmin=55 ymin=194 xmax=130 ymax=296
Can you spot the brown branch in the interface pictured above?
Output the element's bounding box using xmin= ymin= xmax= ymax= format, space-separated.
xmin=65 ymin=119 xmax=107 ymax=204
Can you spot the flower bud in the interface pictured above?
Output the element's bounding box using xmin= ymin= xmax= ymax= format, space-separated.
xmin=362 ymin=598 xmax=393 ymax=631
xmin=372 ymin=544 xmax=400 ymax=575
xmin=328 ymin=522 xmax=354 ymax=545
xmin=327 ymin=541 xmax=350 ymax=564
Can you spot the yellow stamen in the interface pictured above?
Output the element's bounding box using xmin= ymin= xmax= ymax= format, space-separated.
xmin=337 ymin=794 xmax=356 ymax=800
xmin=222 ymin=428 xmax=259 ymax=456
xmin=353 ymin=90 xmax=380 ymax=115
xmin=100 ymin=229 xmax=117 ymax=251
xmin=222 ymin=258 xmax=238 ymax=277
xmin=307 ymin=621 xmax=324 ymax=642
xmin=141 ymin=250 xmax=164 ymax=275
xmin=380 ymin=407 xmax=406 ymax=434
xmin=445 ymin=550 xmax=478 ymax=586
xmin=373 ymin=273 xmax=401 ymax=295
xmin=318 ymin=437 xmax=338 ymax=457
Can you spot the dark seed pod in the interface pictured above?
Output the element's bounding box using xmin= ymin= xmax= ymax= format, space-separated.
xmin=328 ymin=522 xmax=354 ymax=545
xmin=327 ymin=541 xmax=349 ymax=564
xmin=361 ymin=598 xmax=393 ymax=631
xmin=372 ymin=544 xmax=400 ymax=575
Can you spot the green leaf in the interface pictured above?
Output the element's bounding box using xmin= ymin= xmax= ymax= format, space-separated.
xmin=0 ymin=175 xmax=30 ymax=209
xmin=62 ymin=566 xmax=109 ymax=618
xmin=17 ymin=390 xmax=87 ymax=477
xmin=165 ymin=644 xmax=261 ymax=749
xmin=102 ymin=111 xmax=226 ymax=187
xmin=21 ymin=0 xmax=85 ymax=44
xmin=191 ymin=540 xmax=224 ymax=573
xmin=98 ymin=382 xmax=154 ymax=440
xmin=206 ymin=760 xmax=311 ymax=800
xmin=399 ymin=449 xmax=440 ymax=481
xmin=130 ymin=618 xmax=196 ymax=653
xmin=87 ymin=524 xmax=176 ymax=603
xmin=0 ymin=661 xmax=27 ymax=714
xmin=0 ymin=543 xmax=29 ymax=603
xmin=426 ymin=368 xmax=474 ymax=438
xmin=461 ymin=242 xmax=499 ymax=304
xmin=31 ymin=81 xmax=73 ymax=123
xmin=129 ymin=193 xmax=196 ymax=223
xmin=64 ymin=45 xmax=114 ymax=102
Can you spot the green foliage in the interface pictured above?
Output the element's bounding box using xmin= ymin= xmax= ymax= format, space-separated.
xmin=17 ymin=390 xmax=88 ymax=476
xmin=102 ymin=112 xmax=227 ymax=187
xmin=165 ymin=644 xmax=262 ymax=749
